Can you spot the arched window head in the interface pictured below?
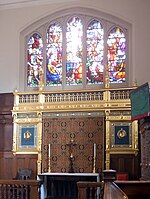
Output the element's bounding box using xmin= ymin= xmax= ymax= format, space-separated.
xmin=107 ymin=27 xmax=126 ymax=84
xmin=27 ymin=33 xmax=43 ymax=87
xmin=46 ymin=22 xmax=62 ymax=87
xmin=22 ymin=8 xmax=131 ymax=91
xmin=66 ymin=16 xmax=83 ymax=85
xmin=86 ymin=19 xmax=104 ymax=85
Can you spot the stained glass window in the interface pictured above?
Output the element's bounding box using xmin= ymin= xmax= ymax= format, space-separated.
xmin=25 ymin=11 xmax=129 ymax=90
xmin=107 ymin=27 xmax=126 ymax=83
xmin=66 ymin=16 xmax=83 ymax=85
xmin=86 ymin=19 xmax=104 ymax=85
xmin=46 ymin=22 xmax=62 ymax=86
xmin=27 ymin=33 xmax=43 ymax=87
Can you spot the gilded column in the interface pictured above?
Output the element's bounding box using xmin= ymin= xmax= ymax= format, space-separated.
xmin=37 ymin=112 xmax=43 ymax=174
xmin=105 ymin=110 xmax=111 ymax=169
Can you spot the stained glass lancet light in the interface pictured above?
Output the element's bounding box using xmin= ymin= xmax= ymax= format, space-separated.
xmin=46 ymin=22 xmax=63 ymax=86
xmin=107 ymin=27 xmax=126 ymax=83
xmin=66 ymin=16 xmax=83 ymax=85
xmin=27 ymin=33 xmax=43 ymax=87
xmin=86 ymin=19 xmax=104 ymax=85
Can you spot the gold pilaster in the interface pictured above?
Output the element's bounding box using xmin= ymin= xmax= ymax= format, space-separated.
xmin=132 ymin=120 xmax=139 ymax=155
xmin=105 ymin=110 xmax=111 ymax=169
xmin=37 ymin=112 xmax=43 ymax=174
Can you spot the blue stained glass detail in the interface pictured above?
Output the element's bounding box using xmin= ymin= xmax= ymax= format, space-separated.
xmin=46 ymin=22 xmax=62 ymax=86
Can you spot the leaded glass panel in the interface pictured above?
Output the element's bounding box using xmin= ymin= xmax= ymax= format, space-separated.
xmin=46 ymin=22 xmax=63 ymax=86
xmin=25 ymin=11 xmax=129 ymax=90
xmin=66 ymin=16 xmax=83 ymax=85
xmin=27 ymin=33 xmax=43 ymax=87
xmin=86 ymin=19 xmax=104 ymax=85
xmin=107 ymin=27 xmax=126 ymax=83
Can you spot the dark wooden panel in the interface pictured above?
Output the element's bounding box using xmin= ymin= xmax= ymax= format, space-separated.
xmin=0 ymin=93 xmax=13 ymax=152
xmin=28 ymin=157 xmax=38 ymax=177
xmin=110 ymin=154 xmax=140 ymax=180
xmin=0 ymin=93 xmax=38 ymax=180
xmin=0 ymin=93 xmax=14 ymax=114
xmin=14 ymin=154 xmax=38 ymax=179
xmin=0 ymin=152 xmax=38 ymax=179
xmin=0 ymin=122 xmax=13 ymax=151
xmin=116 ymin=181 xmax=150 ymax=199
xmin=3 ymin=156 xmax=14 ymax=179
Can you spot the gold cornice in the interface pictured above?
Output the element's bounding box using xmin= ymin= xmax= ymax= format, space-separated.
xmin=12 ymin=100 xmax=131 ymax=114
xmin=107 ymin=115 xmax=131 ymax=121
xmin=14 ymin=117 xmax=42 ymax=124
xmin=110 ymin=149 xmax=139 ymax=156
xmin=13 ymin=86 xmax=134 ymax=95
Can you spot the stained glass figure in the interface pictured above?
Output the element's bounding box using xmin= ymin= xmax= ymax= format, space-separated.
xmin=27 ymin=33 xmax=43 ymax=87
xmin=107 ymin=27 xmax=126 ymax=83
xmin=66 ymin=16 xmax=83 ymax=85
xmin=86 ymin=19 xmax=104 ymax=84
xmin=46 ymin=22 xmax=62 ymax=86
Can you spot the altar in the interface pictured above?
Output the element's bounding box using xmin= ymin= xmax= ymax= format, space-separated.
xmin=38 ymin=172 xmax=100 ymax=199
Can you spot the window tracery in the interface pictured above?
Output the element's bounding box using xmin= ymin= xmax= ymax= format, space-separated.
xmin=24 ymin=8 xmax=130 ymax=91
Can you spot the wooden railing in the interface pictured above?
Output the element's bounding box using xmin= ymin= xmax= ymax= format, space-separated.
xmin=13 ymin=87 xmax=134 ymax=106
xmin=0 ymin=180 xmax=41 ymax=199
xmin=77 ymin=181 xmax=104 ymax=199
xmin=77 ymin=170 xmax=128 ymax=199
xmin=77 ymin=180 xmax=128 ymax=199
xmin=103 ymin=181 xmax=128 ymax=199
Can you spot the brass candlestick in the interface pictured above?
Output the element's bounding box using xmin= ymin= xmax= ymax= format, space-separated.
xmin=69 ymin=153 xmax=74 ymax=173
xmin=93 ymin=156 xmax=96 ymax=173
xmin=48 ymin=157 xmax=51 ymax=173
xmin=93 ymin=143 xmax=96 ymax=173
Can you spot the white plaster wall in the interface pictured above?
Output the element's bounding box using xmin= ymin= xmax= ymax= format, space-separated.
xmin=0 ymin=0 xmax=150 ymax=93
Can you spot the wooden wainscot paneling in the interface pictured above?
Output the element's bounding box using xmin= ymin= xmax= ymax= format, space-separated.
xmin=13 ymin=154 xmax=38 ymax=179
xmin=110 ymin=154 xmax=140 ymax=180
xmin=0 ymin=152 xmax=38 ymax=179
xmin=0 ymin=93 xmax=14 ymax=152
xmin=0 ymin=93 xmax=38 ymax=180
